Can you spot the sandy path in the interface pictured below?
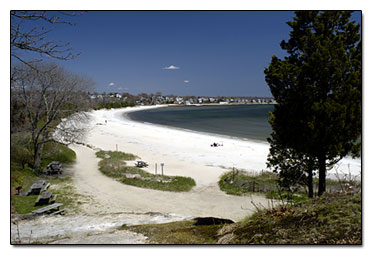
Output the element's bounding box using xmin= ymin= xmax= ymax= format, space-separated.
xmin=71 ymin=144 xmax=269 ymax=221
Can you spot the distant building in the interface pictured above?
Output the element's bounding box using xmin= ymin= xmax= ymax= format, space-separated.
xmin=176 ymin=96 xmax=184 ymax=104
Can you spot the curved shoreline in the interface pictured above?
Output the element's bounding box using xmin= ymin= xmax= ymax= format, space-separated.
xmin=100 ymin=106 xmax=361 ymax=177
xmin=125 ymin=106 xmax=269 ymax=145
xmin=67 ymin=106 xmax=360 ymax=220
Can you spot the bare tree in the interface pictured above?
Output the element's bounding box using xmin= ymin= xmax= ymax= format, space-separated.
xmin=11 ymin=62 xmax=93 ymax=170
xmin=11 ymin=11 xmax=84 ymax=67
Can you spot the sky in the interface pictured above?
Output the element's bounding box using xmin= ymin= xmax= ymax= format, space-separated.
xmin=13 ymin=11 xmax=362 ymax=97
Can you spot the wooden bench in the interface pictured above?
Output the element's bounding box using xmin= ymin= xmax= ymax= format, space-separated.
xmin=31 ymin=203 xmax=63 ymax=215
xmin=50 ymin=208 xmax=65 ymax=215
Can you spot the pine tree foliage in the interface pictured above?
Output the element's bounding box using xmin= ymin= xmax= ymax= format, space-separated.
xmin=265 ymin=11 xmax=361 ymax=196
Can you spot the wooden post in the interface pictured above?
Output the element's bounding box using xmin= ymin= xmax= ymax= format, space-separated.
xmin=161 ymin=163 xmax=164 ymax=176
xmin=116 ymin=144 xmax=118 ymax=151
xmin=155 ymin=163 xmax=157 ymax=175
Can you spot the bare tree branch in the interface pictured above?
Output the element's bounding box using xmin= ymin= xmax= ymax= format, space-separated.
xmin=11 ymin=11 xmax=84 ymax=65
xmin=11 ymin=62 xmax=93 ymax=169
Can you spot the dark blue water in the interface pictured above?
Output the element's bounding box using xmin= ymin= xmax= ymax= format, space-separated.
xmin=127 ymin=105 xmax=274 ymax=142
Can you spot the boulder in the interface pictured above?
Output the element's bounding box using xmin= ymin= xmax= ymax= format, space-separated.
xmin=193 ymin=217 xmax=234 ymax=226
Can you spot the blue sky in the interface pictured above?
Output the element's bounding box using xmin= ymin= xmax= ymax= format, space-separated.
xmin=14 ymin=11 xmax=362 ymax=97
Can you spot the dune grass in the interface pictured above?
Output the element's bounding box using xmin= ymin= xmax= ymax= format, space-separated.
xmin=219 ymin=170 xmax=276 ymax=195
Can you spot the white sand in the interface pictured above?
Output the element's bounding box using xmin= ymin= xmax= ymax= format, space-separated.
xmin=69 ymin=105 xmax=361 ymax=221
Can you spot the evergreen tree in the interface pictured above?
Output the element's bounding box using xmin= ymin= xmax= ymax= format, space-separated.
xmin=265 ymin=11 xmax=361 ymax=196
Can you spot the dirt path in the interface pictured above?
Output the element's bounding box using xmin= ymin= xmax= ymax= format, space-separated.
xmin=69 ymin=144 xmax=270 ymax=221
xmin=11 ymin=144 xmax=269 ymax=244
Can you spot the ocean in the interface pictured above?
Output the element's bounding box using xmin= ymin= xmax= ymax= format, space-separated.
xmin=127 ymin=104 xmax=274 ymax=142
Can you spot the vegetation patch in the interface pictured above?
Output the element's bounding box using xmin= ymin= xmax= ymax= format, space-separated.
xmin=122 ymin=220 xmax=223 ymax=244
xmin=218 ymin=169 xmax=353 ymax=203
xmin=11 ymin=140 xmax=76 ymax=187
xmin=219 ymin=169 xmax=278 ymax=196
xmin=223 ymin=193 xmax=361 ymax=244
xmin=40 ymin=142 xmax=76 ymax=168
xmin=11 ymin=142 xmax=85 ymax=214
xmin=96 ymin=150 xmax=196 ymax=192
xmin=11 ymin=195 xmax=49 ymax=214
xmin=96 ymin=150 xmax=138 ymax=161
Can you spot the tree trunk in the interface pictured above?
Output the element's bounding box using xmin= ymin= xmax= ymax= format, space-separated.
xmin=32 ymin=141 xmax=44 ymax=172
xmin=318 ymin=154 xmax=326 ymax=196
xmin=33 ymin=144 xmax=41 ymax=170
xmin=307 ymin=164 xmax=314 ymax=198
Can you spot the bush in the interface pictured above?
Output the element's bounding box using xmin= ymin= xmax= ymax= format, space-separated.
xmin=219 ymin=169 xmax=277 ymax=196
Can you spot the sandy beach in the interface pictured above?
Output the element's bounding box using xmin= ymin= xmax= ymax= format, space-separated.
xmin=68 ymin=105 xmax=361 ymax=221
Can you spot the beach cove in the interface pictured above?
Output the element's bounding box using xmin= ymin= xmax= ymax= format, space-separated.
xmin=68 ymin=105 xmax=361 ymax=221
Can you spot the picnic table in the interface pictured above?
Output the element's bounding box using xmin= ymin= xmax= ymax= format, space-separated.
xmin=20 ymin=180 xmax=49 ymax=196
xmin=35 ymin=191 xmax=53 ymax=206
xmin=135 ymin=161 xmax=148 ymax=168
xmin=46 ymin=161 xmax=63 ymax=175
xmin=31 ymin=203 xmax=65 ymax=215
xmin=29 ymin=180 xmax=47 ymax=195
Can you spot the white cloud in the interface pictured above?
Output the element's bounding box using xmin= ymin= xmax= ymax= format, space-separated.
xmin=163 ymin=65 xmax=180 ymax=70
xmin=108 ymin=82 xmax=115 ymax=86
xmin=184 ymin=80 xmax=190 ymax=83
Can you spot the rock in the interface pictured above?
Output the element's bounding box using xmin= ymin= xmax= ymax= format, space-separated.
xmin=217 ymin=233 xmax=236 ymax=244
xmin=151 ymin=177 xmax=175 ymax=183
xmin=160 ymin=178 xmax=174 ymax=183
xmin=123 ymin=173 xmax=143 ymax=180
xmin=193 ymin=217 xmax=234 ymax=226
xmin=217 ymin=223 xmax=239 ymax=236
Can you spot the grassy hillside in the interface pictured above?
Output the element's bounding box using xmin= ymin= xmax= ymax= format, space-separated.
xmin=122 ymin=192 xmax=361 ymax=244
xmin=224 ymin=192 xmax=361 ymax=244
xmin=11 ymin=141 xmax=78 ymax=214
